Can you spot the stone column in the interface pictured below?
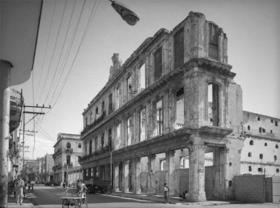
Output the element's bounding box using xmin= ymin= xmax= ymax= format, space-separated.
xmin=0 ymin=60 xmax=11 ymax=208
xmin=135 ymin=158 xmax=141 ymax=194
xmin=166 ymin=150 xmax=175 ymax=195
xmin=188 ymin=135 xmax=206 ymax=201
xmin=114 ymin=164 xmax=120 ymax=192
xmin=123 ymin=160 xmax=130 ymax=193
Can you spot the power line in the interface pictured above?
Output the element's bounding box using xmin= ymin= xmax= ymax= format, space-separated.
xmin=39 ymin=0 xmax=68 ymax=104
xmin=43 ymin=0 xmax=78 ymax=105
xmin=52 ymin=0 xmax=100 ymax=108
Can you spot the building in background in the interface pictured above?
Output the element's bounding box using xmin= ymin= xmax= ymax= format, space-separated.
xmin=53 ymin=133 xmax=83 ymax=186
xmin=37 ymin=154 xmax=54 ymax=184
xmin=241 ymin=111 xmax=280 ymax=176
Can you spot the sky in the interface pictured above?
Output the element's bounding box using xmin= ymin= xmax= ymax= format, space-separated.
xmin=14 ymin=0 xmax=280 ymax=159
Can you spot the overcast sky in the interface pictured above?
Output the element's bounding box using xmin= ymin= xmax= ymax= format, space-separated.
xmin=14 ymin=0 xmax=280 ymax=159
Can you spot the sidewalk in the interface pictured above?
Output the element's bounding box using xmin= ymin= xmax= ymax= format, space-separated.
xmin=109 ymin=192 xmax=231 ymax=206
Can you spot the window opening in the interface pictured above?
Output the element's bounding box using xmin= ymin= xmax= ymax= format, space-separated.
xmin=139 ymin=108 xmax=146 ymax=142
xmin=247 ymin=125 xmax=250 ymax=131
xmin=154 ymin=47 xmax=162 ymax=80
xmin=175 ymin=88 xmax=184 ymax=129
xmin=249 ymin=140 xmax=254 ymax=145
xmin=156 ymin=99 xmax=163 ymax=135
xmin=174 ymin=28 xmax=184 ymax=69
xmin=109 ymin=93 xmax=113 ymax=114
xmin=66 ymin=142 xmax=71 ymax=149
xmin=248 ymin=166 xmax=252 ymax=172
xmin=208 ymin=23 xmax=219 ymax=60
xmin=208 ymin=83 xmax=219 ymax=126
xmin=259 ymin=154 xmax=263 ymax=159
xmin=127 ymin=117 xmax=132 ymax=146
xmin=139 ymin=64 xmax=146 ymax=91
xmin=89 ymin=140 xmax=92 ymax=154
xmin=248 ymin=152 xmax=252 ymax=157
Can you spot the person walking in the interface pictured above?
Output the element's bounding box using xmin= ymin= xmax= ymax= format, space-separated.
xmin=15 ymin=175 xmax=25 ymax=205
xmin=163 ymin=182 xmax=169 ymax=203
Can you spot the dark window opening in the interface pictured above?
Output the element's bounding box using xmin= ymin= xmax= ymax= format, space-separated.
xmin=228 ymin=180 xmax=232 ymax=187
xmin=248 ymin=166 xmax=252 ymax=172
xmin=271 ymin=119 xmax=274 ymax=123
xmin=66 ymin=155 xmax=71 ymax=165
xmin=154 ymin=47 xmax=162 ymax=81
xmin=262 ymin=128 xmax=266 ymax=133
xmin=257 ymin=116 xmax=260 ymax=121
xmin=276 ymin=144 xmax=279 ymax=149
xmin=176 ymin=88 xmax=184 ymax=97
xmin=259 ymin=154 xmax=263 ymax=159
xmin=274 ymin=155 xmax=277 ymax=161
xmin=89 ymin=140 xmax=92 ymax=154
xmin=102 ymin=101 xmax=105 ymax=115
xmin=208 ymin=83 xmax=219 ymax=126
xmin=78 ymin=143 xmax=81 ymax=148
xmin=277 ymin=168 xmax=279 ymax=173
xmin=264 ymin=142 xmax=267 ymax=146
xmin=275 ymin=121 xmax=278 ymax=126
xmin=248 ymin=152 xmax=252 ymax=157
xmin=258 ymin=167 xmax=263 ymax=172
xmin=247 ymin=125 xmax=250 ymax=131
xmin=108 ymin=128 xmax=112 ymax=150
xmin=108 ymin=93 xmax=113 ymax=114
xmin=270 ymin=130 xmax=273 ymax=134
xmin=229 ymin=162 xmax=232 ymax=166
xmin=259 ymin=127 xmax=262 ymax=133
xmin=174 ymin=28 xmax=184 ymax=69
xmin=249 ymin=140 xmax=254 ymax=145
xmin=101 ymin=133 xmax=104 ymax=149
xmin=208 ymin=23 xmax=219 ymax=60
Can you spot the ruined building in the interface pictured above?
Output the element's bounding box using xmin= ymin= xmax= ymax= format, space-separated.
xmin=79 ymin=11 xmax=246 ymax=201
xmin=80 ymin=10 xmax=280 ymax=201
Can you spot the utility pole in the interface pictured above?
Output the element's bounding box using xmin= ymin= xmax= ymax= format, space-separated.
xmin=21 ymin=104 xmax=51 ymax=176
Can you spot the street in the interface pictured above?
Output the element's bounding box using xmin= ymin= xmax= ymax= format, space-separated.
xmin=8 ymin=184 xmax=278 ymax=208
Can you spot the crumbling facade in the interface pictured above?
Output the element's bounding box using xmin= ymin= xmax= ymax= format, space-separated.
xmin=80 ymin=11 xmax=244 ymax=201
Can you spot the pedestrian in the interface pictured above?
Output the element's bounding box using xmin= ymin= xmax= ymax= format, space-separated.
xmin=163 ymin=182 xmax=169 ymax=203
xmin=15 ymin=175 xmax=25 ymax=205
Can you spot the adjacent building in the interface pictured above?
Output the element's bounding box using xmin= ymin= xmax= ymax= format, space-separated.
xmin=53 ymin=133 xmax=83 ymax=185
xmin=79 ymin=11 xmax=244 ymax=201
xmin=37 ymin=154 xmax=54 ymax=184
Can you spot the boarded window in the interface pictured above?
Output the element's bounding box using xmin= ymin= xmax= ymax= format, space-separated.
xmin=154 ymin=47 xmax=162 ymax=80
xmin=174 ymin=28 xmax=184 ymax=69
xmin=208 ymin=23 xmax=219 ymax=60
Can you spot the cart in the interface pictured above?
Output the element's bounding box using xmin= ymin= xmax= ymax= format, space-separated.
xmin=61 ymin=188 xmax=88 ymax=208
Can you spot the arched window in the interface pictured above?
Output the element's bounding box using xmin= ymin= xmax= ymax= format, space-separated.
xmin=249 ymin=140 xmax=254 ymax=145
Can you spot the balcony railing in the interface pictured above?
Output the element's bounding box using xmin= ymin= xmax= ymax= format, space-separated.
xmin=63 ymin=162 xmax=73 ymax=168
xmin=81 ymin=111 xmax=106 ymax=134
xmin=65 ymin=148 xmax=73 ymax=154
xmin=79 ymin=145 xmax=111 ymax=162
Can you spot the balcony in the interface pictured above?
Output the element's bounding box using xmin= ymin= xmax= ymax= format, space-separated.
xmin=52 ymin=164 xmax=62 ymax=171
xmin=79 ymin=145 xmax=110 ymax=163
xmin=53 ymin=149 xmax=62 ymax=159
xmin=81 ymin=111 xmax=106 ymax=135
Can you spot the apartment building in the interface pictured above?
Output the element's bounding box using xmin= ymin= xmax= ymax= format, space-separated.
xmin=53 ymin=133 xmax=83 ymax=185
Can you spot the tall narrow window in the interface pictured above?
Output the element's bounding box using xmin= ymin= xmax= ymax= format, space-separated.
xmin=116 ymin=123 xmax=121 ymax=150
xmin=139 ymin=108 xmax=146 ymax=141
xmin=175 ymin=88 xmax=184 ymax=129
xmin=102 ymin=101 xmax=105 ymax=115
xmin=156 ymin=99 xmax=163 ymax=135
xmin=101 ymin=133 xmax=104 ymax=149
xmin=95 ymin=107 xmax=99 ymax=119
xmin=66 ymin=155 xmax=71 ymax=165
xmin=208 ymin=83 xmax=219 ymax=126
xmin=108 ymin=93 xmax=113 ymax=114
xmin=139 ymin=64 xmax=146 ymax=91
xmin=115 ymin=85 xmax=120 ymax=109
xmin=94 ymin=137 xmax=98 ymax=152
xmin=154 ymin=47 xmax=162 ymax=81
xmin=108 ymin=128 xmax=112 ymax=150
xmin=89 ymin=140 xmax=92 ymax=154
xmin=127 ymin=117 xmax=133 ymax=146
xmin=127 ymin=75 xmax=133 ymax=99
xmin=174 ymin=28 xmax=184 ymax=69
xmin=208 ymin=23 xmax=219 ymax=60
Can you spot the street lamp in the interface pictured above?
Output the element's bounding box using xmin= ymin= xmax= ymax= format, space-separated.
xmin=110 ymin=0 xmax=140 ymax=26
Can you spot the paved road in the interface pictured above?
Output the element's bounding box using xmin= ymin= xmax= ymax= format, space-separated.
xmin=29 ymin=184 xmax=149 ymax=205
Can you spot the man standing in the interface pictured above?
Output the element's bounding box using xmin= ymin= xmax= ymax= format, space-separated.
xmin=15 ymin=175 xmax=25 ymax=205
xmin=163 ymin=182 xmax=169 ymax=203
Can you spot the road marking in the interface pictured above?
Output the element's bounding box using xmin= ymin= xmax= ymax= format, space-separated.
xmin=102 ymin=194 xmax=152 ymax=203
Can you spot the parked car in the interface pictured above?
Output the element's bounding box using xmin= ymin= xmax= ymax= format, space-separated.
xmin=85 ymin=178 xmax=111 ymax=194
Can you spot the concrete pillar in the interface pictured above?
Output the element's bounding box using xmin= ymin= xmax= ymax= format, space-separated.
xmin=114 ymin=164 xmax=120 ymax=192
xmin=0 ymin=60 xmax=12 ymax=208
xmin=123 ymin=160 xmax=129 ymax=193
xmin=135 ymin=158 xmax=141 ymax=194
xmin=166 ymin=151 xmax=175 ymax=195
xmin=188 ymin=135 xmax=206 ymax=201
